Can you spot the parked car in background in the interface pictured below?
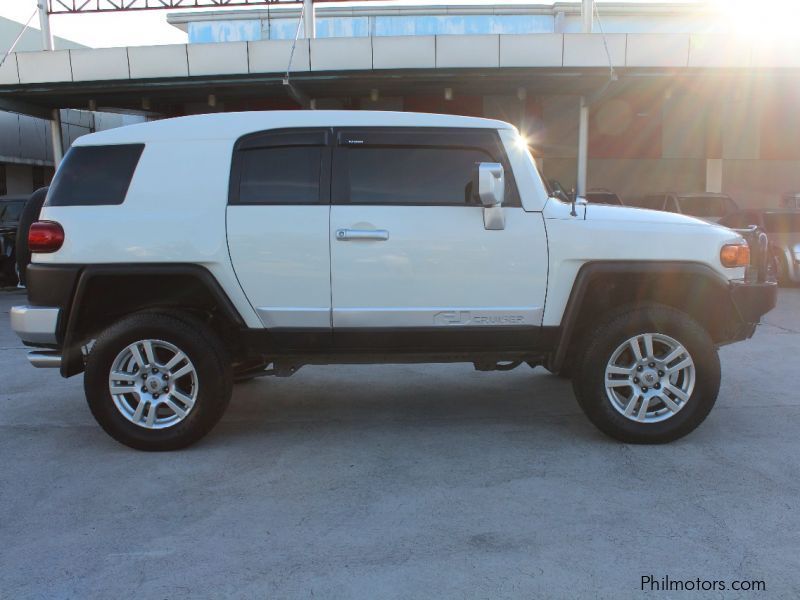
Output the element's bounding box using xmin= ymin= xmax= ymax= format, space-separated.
xmin=632 ymin=192 xmax=739 ymax=223
xmin=720 ymin=209 xmax=800 ymax=285
xmin=0 ymin=195 xmax=26 ymax=286
xmin=584 ymin=189 xmax=624 ymax=205
xmin=782 ymin=192 xmax=800 ymax=209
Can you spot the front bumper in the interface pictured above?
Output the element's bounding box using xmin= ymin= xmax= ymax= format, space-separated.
xmin=730 ymin=280 xmax=778 ymax=324
xmin=722 ymin=280 xmax=778 ymax=343
xmin=10 ymin=305 xmax=60 ymax=345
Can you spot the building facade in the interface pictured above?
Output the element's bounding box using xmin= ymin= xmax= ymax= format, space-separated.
xmin=0 ymin=16 xmax=143 ymax=195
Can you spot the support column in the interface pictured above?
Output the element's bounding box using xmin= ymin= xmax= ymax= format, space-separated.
xmin=577 ymin=97 xmax=589 ymax=196
xmin=38 ymin=1 xmax=63 ymax=166
xmin=303 ymin=0 xmax=315 ymax=39
xmin=581 ymin=0 xmax=594 ymax=35
xmin=706 ymin=159 xmax=723 ymax=193
xmin=576 ymin=0 xmax=593 ymax=196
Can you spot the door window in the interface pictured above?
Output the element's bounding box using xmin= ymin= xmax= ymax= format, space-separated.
xmin=332 ymin=128 xmax=520 ymax=207
xmin=341 ymin=146 xmax=491 ymax=205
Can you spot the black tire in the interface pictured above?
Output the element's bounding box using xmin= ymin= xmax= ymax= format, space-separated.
xmin=1 ymin=248 xmax=17 ymax=286
xmin=773 ymin=253 xmax=791 ymax=287
xmin=15 ymin=187 xmax=48 ymax=287
xmin=84 ymin=312 xmax=232 ymax=451
xmin=572 ymin=304 xmax=720 ymax=444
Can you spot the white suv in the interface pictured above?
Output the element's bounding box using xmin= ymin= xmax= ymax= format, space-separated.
xmin=10 ymin=111 xmax=776 ymax=450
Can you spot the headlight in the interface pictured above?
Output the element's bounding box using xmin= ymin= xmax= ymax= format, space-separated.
xmin=793 ymin=244 xmax=800 ymax=263
xmin=720 ymin=242 xmax=750 ymax=268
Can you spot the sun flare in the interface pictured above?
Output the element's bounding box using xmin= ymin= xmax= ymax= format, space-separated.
xmin=715 ymin=0 xmax=800 ymax=37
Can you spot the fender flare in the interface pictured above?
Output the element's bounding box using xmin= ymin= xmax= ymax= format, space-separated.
xmin=28 ymin=263 xmax=245 ymax=377
xmin=548 ymin=260 xmax=734 ymax=372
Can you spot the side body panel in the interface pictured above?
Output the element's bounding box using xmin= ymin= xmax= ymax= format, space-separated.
xmin=227 ymin=206 xmax=331 ymax=328
xmin=542 ymin=200 xmax=747 ymax=327
xmin=35 ymin=140 xmax=263 ymax=328
xmin=329 ymin=205 xmax=548 ymax=328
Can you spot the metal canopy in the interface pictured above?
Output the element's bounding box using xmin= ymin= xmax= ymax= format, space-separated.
xmin=47 ymin=0 xmax=300 ymax=14
xmin=46 ymin=0 xmax=386 ymax=14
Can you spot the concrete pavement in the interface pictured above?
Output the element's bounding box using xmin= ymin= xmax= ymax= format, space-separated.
xmin=1 ymin=288 xmax=799 ymax=599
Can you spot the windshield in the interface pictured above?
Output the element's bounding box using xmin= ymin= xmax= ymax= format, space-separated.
xmin=0 ymin=200 xmax=24 ymax=225
xmin=764 ymin=213 xmax=800 ymax=233
xmin=678 ymin=196 xmax=736 ymax=218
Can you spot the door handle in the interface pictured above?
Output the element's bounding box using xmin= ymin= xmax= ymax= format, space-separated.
xmin=335 ymin=228 xmax=390 ymax=241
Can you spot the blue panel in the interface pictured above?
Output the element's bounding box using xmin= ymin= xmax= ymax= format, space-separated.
xmin=268 ymin=18 xmax=302 ymax=40
xmin=188 ymin=20 xmax=262 ymax=43
xmin=372 ymin=14 xmax=553 ymax=36
xmin=317 ymin=16 xmax=370 ymax=38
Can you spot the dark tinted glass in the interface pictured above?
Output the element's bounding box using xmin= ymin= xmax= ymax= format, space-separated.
xmin=0 ymin=200 xmax=24 ymax=225
xmin=764 ymin=213 xmax=800 ymax=233
xmin=46 ymin=144 xmax=144 ymax=206
xmin=341 ymin=147 xmax=492 ymax=205
xmin=238 ymin=146 xmax=322 ymax=204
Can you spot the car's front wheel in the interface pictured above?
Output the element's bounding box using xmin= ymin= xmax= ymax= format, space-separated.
xmin=572 ymin=304 xmax=720 ymax=444
xmin=84 ymin=312 xmax=232 ymax=451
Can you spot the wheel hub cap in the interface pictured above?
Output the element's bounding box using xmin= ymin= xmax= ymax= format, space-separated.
xmin=641 ymin=370 xmax=658 ymax=386
xmin=604 ymin=332 xmax=696 ymax=424
xmin=108 ymin=339 xmax=198 ymax=430
xmin=146 ymin=376 xmax=162 ymax=393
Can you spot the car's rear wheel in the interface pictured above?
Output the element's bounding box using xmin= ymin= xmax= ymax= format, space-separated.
xmin=84 ymin=312 xmax=232 ymax=450
xmin=572 ymin=304 xmax=720 ymax=444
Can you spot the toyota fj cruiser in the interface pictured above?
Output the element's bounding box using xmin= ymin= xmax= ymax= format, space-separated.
xmin=10 ymin=111 xmax=777 ymax=450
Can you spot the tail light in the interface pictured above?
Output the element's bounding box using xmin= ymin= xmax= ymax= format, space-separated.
xmin=28 ymin=221 xmax=65 ymax=253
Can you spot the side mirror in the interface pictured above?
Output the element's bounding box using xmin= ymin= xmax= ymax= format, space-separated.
xmin=474 ymin=162 xmax=505 ymax=230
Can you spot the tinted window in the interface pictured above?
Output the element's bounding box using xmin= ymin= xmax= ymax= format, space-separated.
xmin=764 ymin=213 xmax=800 ymax=233
xmin=0 ymin=200 xmax=24 ymax=225
xmin=339 ymin=146 xmax=492 ymax=205
xmin=237 ymin=146 xmax=322 ymax=204
xmin=678 ymin=195 xmax=737 ymax=218
xmin=46 ymin=144 xmax=144 ymax=207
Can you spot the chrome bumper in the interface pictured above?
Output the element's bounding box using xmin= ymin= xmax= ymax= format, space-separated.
xmin=10 ymin=305 xmax=60 ymax=345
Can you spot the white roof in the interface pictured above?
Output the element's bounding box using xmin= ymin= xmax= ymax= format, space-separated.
xmin=77 ymin=110 xmax=514 ymax=146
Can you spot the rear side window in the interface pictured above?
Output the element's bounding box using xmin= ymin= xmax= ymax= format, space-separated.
xmin=46 ymin=144 xmax=144 ymax=207
xmin=237 ymin=146 xmax=322 ymax=204
xmin=229 ymin=128 xmax=330 ymax=205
